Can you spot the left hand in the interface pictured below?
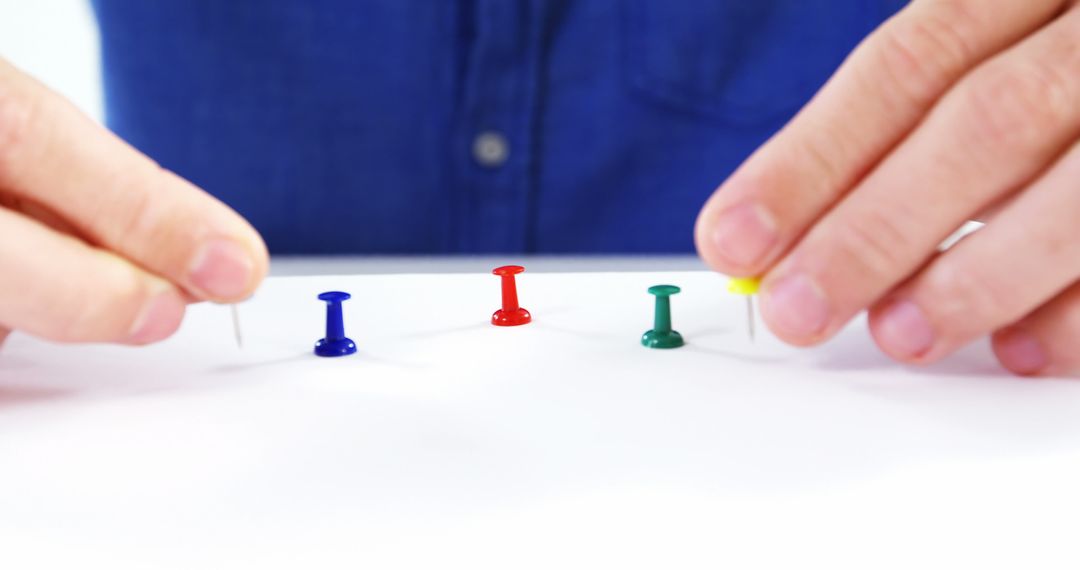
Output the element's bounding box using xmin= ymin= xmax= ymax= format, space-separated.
xmin=695 ymin=0 xmax=1080 ymax=376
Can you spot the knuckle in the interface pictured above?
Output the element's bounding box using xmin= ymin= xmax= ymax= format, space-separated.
xmin=112 ymin=172 xmax=158 ymax=242
xmin=872 ymin=1 xmax=978 ymax=108
xmin=830 ymin=206 xmax=915 ymax=281
xmin=106 ymin=163 xmax=189 ymax=256
xmin=791 ymin=130 xmax=851 ymax=198
xmin=961 ymin=59 xmax=1074 ymax=153
xmin=0 ymin=76 xmax=35 ymax=182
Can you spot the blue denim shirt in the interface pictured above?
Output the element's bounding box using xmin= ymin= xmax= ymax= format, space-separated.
xmin=90 ymin=1 xmax=902 ymax=254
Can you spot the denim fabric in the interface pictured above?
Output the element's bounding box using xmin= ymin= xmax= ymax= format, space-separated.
xmin=91 ymin=0 xmax=903 ymax=254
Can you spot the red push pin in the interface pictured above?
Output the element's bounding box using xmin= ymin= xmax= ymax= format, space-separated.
xmin=492 ymin=265 xmax=531 ymax=326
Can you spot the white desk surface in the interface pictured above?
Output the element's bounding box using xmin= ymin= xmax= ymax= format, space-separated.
xmin=1 ymin=259 xmax=1078 ymax=569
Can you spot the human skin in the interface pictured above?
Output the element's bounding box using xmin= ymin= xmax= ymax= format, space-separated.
xmin=696 ymin=0 xmax=1080 ymax=376
xmin=0 ymin=58 xmax=267 ymax=346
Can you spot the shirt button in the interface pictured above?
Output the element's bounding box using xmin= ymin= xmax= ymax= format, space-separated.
xmin=472 ymin=131 xmax=510 ymax=168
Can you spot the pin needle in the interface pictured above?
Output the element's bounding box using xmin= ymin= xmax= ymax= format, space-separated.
xmin=746 ymin=296 xmax=755 ymax=343
xmin=230 ymin=304 xmax=243 ymax=348
xmin=727 ymin=277 xmax=761 ymax=343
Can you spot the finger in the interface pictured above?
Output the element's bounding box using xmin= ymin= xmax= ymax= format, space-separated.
xmin=867 ymin=139 xmax=1080 ymax=362
xmin=696 ymin=0 xmax=1065 ymax=277
xmin=0 ymin=58 xmax=268 ymax=303
xmin=0 ymin=191 xmax=80 ymax=236
xmin=0 ymin=327 xmax=9 ymax=348
xmin=991 ymin=283 xmax=1080 ymax=377
xmin=0 ymin=206 xmax=186 ymax=344
xmin=759 ymin=7 xmax=1080 ymax=345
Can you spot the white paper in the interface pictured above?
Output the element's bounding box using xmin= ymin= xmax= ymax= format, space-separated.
xmin=2 ymin=271 xmax=1079 ymax=569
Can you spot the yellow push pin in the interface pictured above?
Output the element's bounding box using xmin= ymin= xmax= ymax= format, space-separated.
xmin=727 ymin=277 xmax=760 ymax=342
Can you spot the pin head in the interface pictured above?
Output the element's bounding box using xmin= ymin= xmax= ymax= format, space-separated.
xmin=647 ymin=284 xmax=681 ymax=297
xmin=727 ymin=278 xmax=760 ymax=296
xmin=318 ymin=291 xmax=352 ymax=303
xmin=493 ymin=265 xmax=525 ymax=277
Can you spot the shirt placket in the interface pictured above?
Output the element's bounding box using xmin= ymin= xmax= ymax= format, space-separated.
xmin=452 ymin=0 xmax=541 ymax=253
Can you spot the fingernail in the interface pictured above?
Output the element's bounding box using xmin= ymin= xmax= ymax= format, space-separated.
xmin=996 ymin=327 xmax=1048 ymax=375
xmin=710 ymin=203 xmax=778 ymax=268
xmin=188 ymin=239 xmax=256 ymax=299
xmin=874 ymin=300 xmax=936 ymax=359
xmin=129 ymin=290 xmax=186 ymax=344
xmin=762 ymin=274 xmax=830 ymax=339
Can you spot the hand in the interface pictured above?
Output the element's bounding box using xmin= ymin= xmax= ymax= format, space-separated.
xmin=0 ymin=58 xmax=267 ymax=346
xmin=696 ymin=0 xmax=1080 ymax=376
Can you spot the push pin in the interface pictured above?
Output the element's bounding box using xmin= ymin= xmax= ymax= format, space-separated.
xmin=315 ymin=291 xmax=357 ymax=357
xmin=642 ymin=284 xmax=684 ymax=349
xmin=728 ymin=277 xmax=760 ymax=342
xmin=492 ymin=265 xmax=532 ymax=326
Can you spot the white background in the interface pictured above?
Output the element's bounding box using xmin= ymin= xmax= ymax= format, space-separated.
xmin=0 ymin=0 xmax=102 ymax=121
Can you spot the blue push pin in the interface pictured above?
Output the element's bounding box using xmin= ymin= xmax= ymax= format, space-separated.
xmin=315 ymin=291 xmax=357 ymax=357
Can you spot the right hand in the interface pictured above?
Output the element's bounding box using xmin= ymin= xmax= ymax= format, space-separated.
xmin=0 ymin=58 xmax=268 ymax=347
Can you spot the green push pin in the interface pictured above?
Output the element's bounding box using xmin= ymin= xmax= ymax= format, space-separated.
xmin=642 ymin=284 xmax=684 ymax=349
